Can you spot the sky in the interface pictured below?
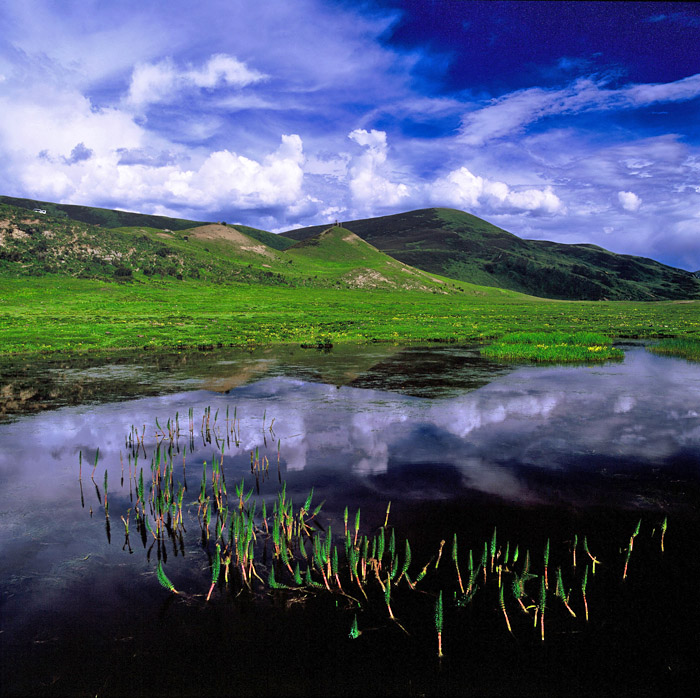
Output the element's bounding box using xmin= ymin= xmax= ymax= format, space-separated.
xmin=0 ymin=0 xmax=699 ymax=271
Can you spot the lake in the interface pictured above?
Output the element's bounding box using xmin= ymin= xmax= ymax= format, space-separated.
xmin=1 ymin=344 xmax=699 ymax=696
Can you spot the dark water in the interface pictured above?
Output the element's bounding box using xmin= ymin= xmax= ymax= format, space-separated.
xmin=1 ymin=345 xmax=699 ymax=696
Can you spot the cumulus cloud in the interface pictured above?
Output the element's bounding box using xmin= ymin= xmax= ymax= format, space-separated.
xmin=0 ymin=80 xmax=305 ymax=213
xmin=428 ymin=166 xmax=565 ymax=215
xmin=126 ymin=53 xmax=266 ymax=109
xmin=347 ymin=129 xmax=410 ymax=210
xmin=618 ymin=190 xmax=642 ymax=212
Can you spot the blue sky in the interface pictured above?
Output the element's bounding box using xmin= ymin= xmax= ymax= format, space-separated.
xmin=1 ymin=1 xmax=699 ymax=270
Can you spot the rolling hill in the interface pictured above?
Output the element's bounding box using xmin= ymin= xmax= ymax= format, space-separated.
xmin=0 ymin=202 xmax=477 ymax=296
xmin=283 ymin=208 xmax=700 ymax=301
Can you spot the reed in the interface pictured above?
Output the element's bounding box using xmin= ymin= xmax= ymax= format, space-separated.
xmin=79 ymin=408 xmax=675 ymax=663
xmin=435 ymin=590 xmax=444 ymax=658
xmin=156 ymin=560 xmax=178 ymax=594
xmin=452 ymin=533 xmax=465 ymax=594
xmin=499 ymin=582 xmax=512 ymax=634
xmin=660 ymin=516 xmax=667 ymax=553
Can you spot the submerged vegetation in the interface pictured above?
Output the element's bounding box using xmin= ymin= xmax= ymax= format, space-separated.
xmin=81 ymin=409 xmax=674 ymax=662
xmin=480 ymin=331 xmax=624 ymax=363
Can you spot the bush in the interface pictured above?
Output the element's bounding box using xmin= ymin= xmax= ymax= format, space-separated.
xmin=114 ymin=266 xmax=133 ymax=278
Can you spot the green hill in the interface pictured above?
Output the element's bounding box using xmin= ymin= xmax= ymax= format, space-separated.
xmin=0 ymin=202 xmax=485 ymax=296
xmin=0 ymin=194 xmax=298 ymax=250
xmin=283 ymin=208 xmax=700 ymax=301
xmin=286 ymin=225 xmax=471 ymax=292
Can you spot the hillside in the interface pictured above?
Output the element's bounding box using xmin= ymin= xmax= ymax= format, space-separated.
xmin=0 ymin=202 xmax=481 ymax=296
xmin=283 ymin=208 xmax=700 ymax=301
xmin=286 ymin=225 xmax=466 ymax=291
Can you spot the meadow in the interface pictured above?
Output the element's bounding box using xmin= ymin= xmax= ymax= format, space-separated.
xmin=1 ymin=276 xmax=699 ymax=357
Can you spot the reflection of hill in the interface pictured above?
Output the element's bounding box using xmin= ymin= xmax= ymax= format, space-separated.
xmin=346 ymin=345 xmax=510 ymax=398
xmin=0 ymin=344 xmax=410 ymax=420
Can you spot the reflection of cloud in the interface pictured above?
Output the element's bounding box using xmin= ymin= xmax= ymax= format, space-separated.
xmin=614 ymin=396 xmax=636 ymax=413
xmin=1 ymin=348 xmax=699 ymax=539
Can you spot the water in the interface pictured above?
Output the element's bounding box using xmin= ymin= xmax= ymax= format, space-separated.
xmin=1 ymin=345 xmax=699 ymax=696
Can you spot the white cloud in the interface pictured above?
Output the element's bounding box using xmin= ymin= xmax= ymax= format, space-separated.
xmin=347 ymin=129 xmax=410 ymax=210
xmin=460 ymin=73 xmax=700 ymax=146
xmin=0 ymin=80 xmax=305 ymax=212
xmin=428 ymin=166 xmax=565 ymax=215
xmin=618 ymin=190 xmax=642 ymax=212
xmin=126 ymin=53 xmax=266 ymax=109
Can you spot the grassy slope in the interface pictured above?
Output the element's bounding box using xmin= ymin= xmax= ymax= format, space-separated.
xmin=0 ymin=194 xmax=205 ymax=231
xmin=0 ymin=194 xmax=298 ymax=249
xmin=0 ymin=204 xmax=477 ymax=295
xmin=286 ymin=225 xmax=473 ymax=291
xmin=284 ymin=208 xmax=700 ymax=301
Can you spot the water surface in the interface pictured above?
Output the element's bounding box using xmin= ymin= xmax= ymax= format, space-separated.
xmin=1 ymin=344 xmax=699 ymax=696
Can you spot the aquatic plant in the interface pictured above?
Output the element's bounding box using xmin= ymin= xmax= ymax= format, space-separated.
xmin=156 ymin=560 xmax=178 ymax=594
xmin=76 ymin=408 xmax=675 ymax=666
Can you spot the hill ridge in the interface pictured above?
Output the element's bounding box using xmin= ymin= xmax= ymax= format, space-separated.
xmin=283 ymin=207 xmax=700 ymax=301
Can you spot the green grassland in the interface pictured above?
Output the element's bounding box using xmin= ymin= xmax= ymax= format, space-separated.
xmin=480 ymin=331 xmax=624 ymax=363
xmin=1 ymin=275 xmax=698 ymax=357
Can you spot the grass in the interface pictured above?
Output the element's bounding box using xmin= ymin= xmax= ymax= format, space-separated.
xmin=1 ymin=276 xmax=699 ymax=357
xmin=647 ymin=338 xmax=700 ymax=362
xmin=480 ymin=331 xmax=625 ymax=363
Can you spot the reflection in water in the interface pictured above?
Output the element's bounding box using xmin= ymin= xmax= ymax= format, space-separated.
xmin=1 ymin=347 xmax=698 ymax=521
xmin=1 ymin=345 xmax=699 ymax=697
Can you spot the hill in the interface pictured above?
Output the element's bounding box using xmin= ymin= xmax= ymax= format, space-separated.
xmin=0 ymin=202 xmax=482 ymax=296
xmin=286 ymin=225 xmax=466 ymax=291
xmin=283 ymin=208 xmax=700 ymax=301
xmin=0 ymin=194 xmax=298 ymax=250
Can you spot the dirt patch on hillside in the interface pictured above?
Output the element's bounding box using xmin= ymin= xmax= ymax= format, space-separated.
xmin=342 ymin=268 xmax=395 ymax=289
xmin=189 ymin=224 xmax=274 ymax=257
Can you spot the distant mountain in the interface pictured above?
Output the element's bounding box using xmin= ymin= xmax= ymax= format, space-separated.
xmin=283 ymin=208 xmax=700 ymax=301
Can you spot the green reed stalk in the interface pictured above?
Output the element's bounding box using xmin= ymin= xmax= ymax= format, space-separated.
xmin=543 ymin=538 xmax=550 ymax=589
xmin=490 ymin=527 xmax=497 ymax=573
xmin=397 ymin=539 xmax=411 ymax=584
xmin=91 ymin=448 xmax=99 ymax=479
xmin=435 ymin=590 xmax=444 ymax=658
xmin=499 ymin=582 xmax=512 ymax=634
xmin=207 ymin=543 xmax=221 ymax=601
xmin=581 ymin=565 xmax=589 ymax=621
xmin=384 ymin=572 xmax=394 ymax=620
xmin=623 ymin=519 xmax=642 ymax=580
xmin=660 ymin=516 xmax=667 ymax=553
xmin=452 ymin=533 xmax=465 ymax=594
xmin=555 ymin=567 xmax=576 ymax=617
xmin=156 ymin=560 xmax=178 ymax=594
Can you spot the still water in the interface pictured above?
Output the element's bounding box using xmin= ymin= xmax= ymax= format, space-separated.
xmin=1 ymin=344 xmax=699 ymax=696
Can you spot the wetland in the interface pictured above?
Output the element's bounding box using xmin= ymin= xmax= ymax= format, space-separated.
xmin=1 ymin=343 xmax=699 ymax=696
